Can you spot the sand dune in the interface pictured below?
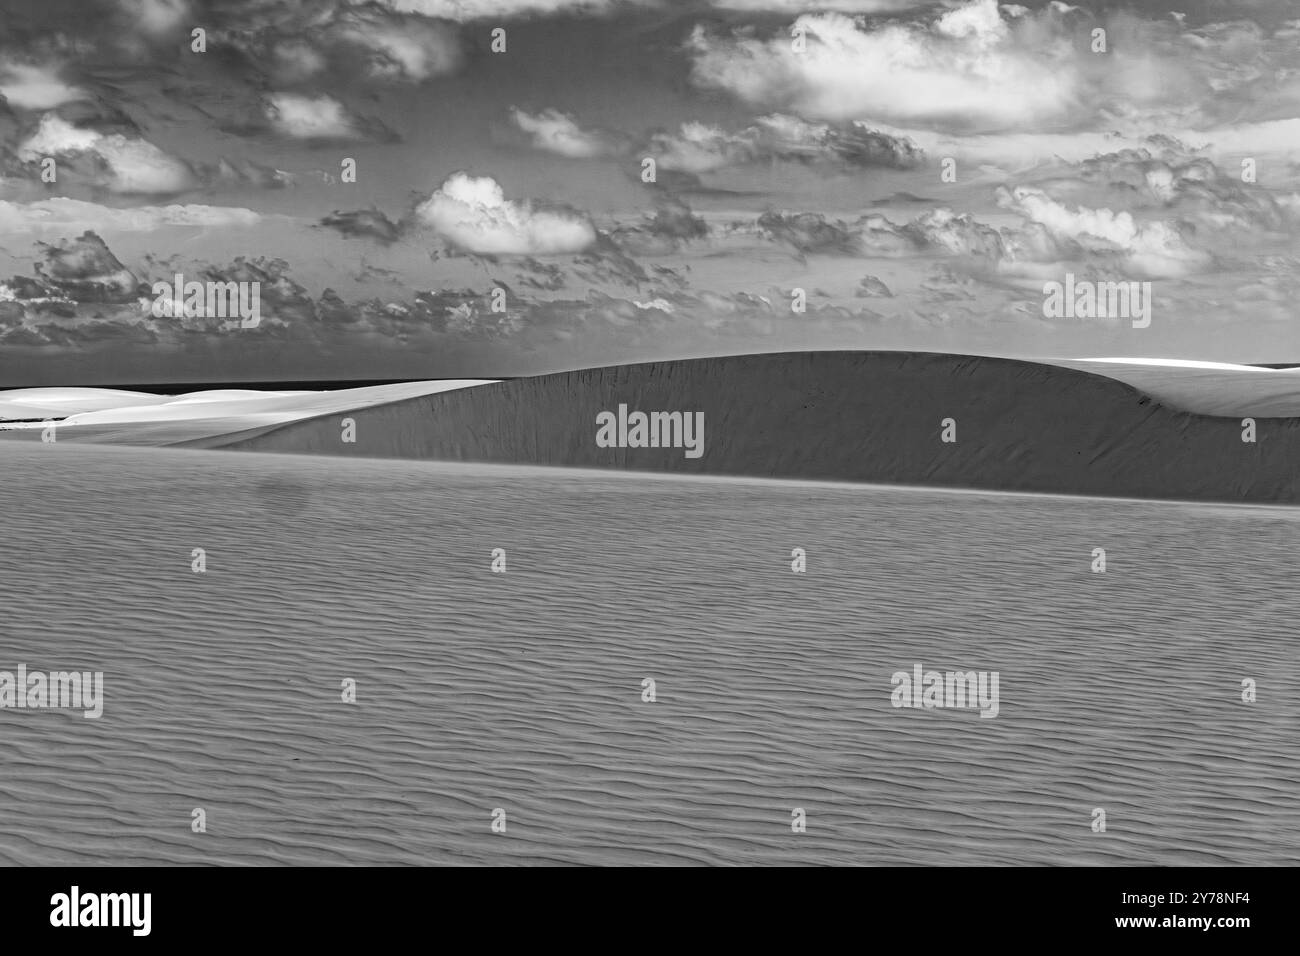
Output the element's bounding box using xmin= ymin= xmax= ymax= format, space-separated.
xmin=0 ymin=379 xmax=496 ymax=445
xmin=0 ymin=386 xmax=165 ymax=421
xmin=8 ymin=352 xmax=1300 ymax=502
xmin=1 ymin=443 xmax=1295 ymax=865
xmin=1057 ymin=358 xmax=1300 ymax=418
xmin=197 ymin=352 xmax=1300 ymax=504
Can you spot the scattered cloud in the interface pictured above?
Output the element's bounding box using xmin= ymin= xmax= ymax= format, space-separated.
xmin=0 ymin=197 xmax=261 ymax=233
xmin=361 ymin=0 xmax=627 ymax=19
xmin=610 ymin=196 xmax=709 ymax=255
xmin=0 ymin=61 xmax=87 ymax=110
xmin=711 ymin=0 xmax=924 ymax=10
xmin=17 ymin=114 xmax=197 ymax=194
xmin=263 ymin=93 xmax=385 ymax=141
xmin=996 ymin=185 xmax=1212 ymax=277
xmin=319 ymin=208 xmax=404 ymax=244
xmin=649 ymin=114 xmax=923 ymax=173
xmin=415 ymin=172 xmax=597 ymax=256
xmin=117 ymin=0 xmax=191 ymax=38
xmin=508 ymin=107 xmax=623 ymax=159
xmin=32 ymin=231 xmax=139 ymax=303
xmin=687 ymin=1 xmax=1084 ymax=131
xmin=328 ymin=8 xmax=462 ymax=82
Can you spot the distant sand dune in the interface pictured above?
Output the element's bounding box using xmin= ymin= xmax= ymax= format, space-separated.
xmin=1057 ymin=358 xmax=1300 ymax=418
xmin=0 ymin=379 xmax=496 ymax=445
xmin=7 ymin=352 xmax=1300 ymax=503
xmin=204 ymin=352 xmax=1300 ymax=504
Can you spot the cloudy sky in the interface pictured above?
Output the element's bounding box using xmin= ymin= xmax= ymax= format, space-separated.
xmin=1 ymin=0 xmax=1298 ymax=385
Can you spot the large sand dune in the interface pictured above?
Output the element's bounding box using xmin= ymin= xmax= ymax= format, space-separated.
xmin=2 ymin=443 xmax=1295 ymax=865
xmin=208 ymin=352 xmax=1300 ymax=504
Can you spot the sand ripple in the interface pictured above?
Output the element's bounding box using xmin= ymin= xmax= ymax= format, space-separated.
xmin=0 ymin=444 xmax=1296 ymax=865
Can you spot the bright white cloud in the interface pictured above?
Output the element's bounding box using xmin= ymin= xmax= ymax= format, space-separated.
xmin=17 ymin=115 xmax=196 ymax=194
xmin=264 ymin=93 xmax=361 ymax=139
xmin=0 ymin=63 xmax=87 ymax=110
xmin=712 ymin=0 xmax=924 ymax=10
xmin=509 ymin=108 xmax=618 ymax=158
xmin=996 ymin=185 xmax=1211 ymax=277
xmin=330 ymin=10 xmax=462 ymax=81
xmin=690 ymin=0 xmax=1300 ymax=144
xmin=368 ymin=0 xmax=620 ymax=19
xmin=415 ymin=172 xmax=596 ymax=256
xmin=688 ymin=0 xmax=1081 ymax=131
xmin=649 ymin=122 xmax=756 ymax=173
xmin=372 ymin=0 xmax=927 ymax=16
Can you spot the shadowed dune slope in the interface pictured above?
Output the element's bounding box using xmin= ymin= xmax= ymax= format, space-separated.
xmin=212 ymin=351 xmax=1300 ymax=503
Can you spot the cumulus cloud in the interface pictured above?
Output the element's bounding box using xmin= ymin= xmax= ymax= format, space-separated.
xmin=688 ymin=0 xmax=1083 ymax=131
xmin=752 ymin=206 xmax=1008 ymax=262
xmin=745 ymin=183 xmax=1213 ymax=283
xmin=646 ymin=122 xmax=754 ymax=174
xmin=690 ymin=0 xmax=1300 ymax=149
xmin=363 ymin=0 xmax=624 ymax=18
xmin=648 ymin=114 xmax=922 ymax=174
xmin=712 ymin=0 xmax=924 ymax=10
xmin=758 ymin=211 xmax=860 ymax=255
xmin=32 ymin=231 xmax=140 ymax=303
xmin=611 ymin=196 xmax=709 ymax=255
xmin=212 ymin=157 xmax=292 ymax=190
xmin=756 ymin=114 xmax=924 ymax=168
xmin=903 ymin=208 xmax=1005 ymax=259
xmin=0 ymin=62 xmax=87 ymax=110
xmin=261 ymin=93 xmax=394 ymax=142
xmin=191 ymin=257 xmax=316 ymax=328
xmin=17 ymin=114 xmax=197 ymax=194
xmin=508 ymin=108 xmax=622 ymax=158
xmin=415 ymin=173 xmax=597 ymax=256
xmin=642 ymin=197 xmax=708 ymax=242
xmin=328 ymin=8 xmax=462 ymax=82
xmin=371 ymin=0 xmax=928 ymax=17
xmin=1063 ymin=144 xmax=1300 ymax=233
xmin=996 ymin=185 xmax=1211 ymax=277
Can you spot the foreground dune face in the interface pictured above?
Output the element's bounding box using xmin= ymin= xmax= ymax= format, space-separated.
xmin=205 ymin=351 xmax=1300 ymax=504
xmin=4 ymin=443 xmax=1295 ymax=865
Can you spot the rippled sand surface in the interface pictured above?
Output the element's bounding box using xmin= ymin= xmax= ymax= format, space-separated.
xmin=1 ymin=443 xmax=1296 ymax=865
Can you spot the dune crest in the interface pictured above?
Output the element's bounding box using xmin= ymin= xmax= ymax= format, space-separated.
xmin=208 ymin=351 xmax=1300 ymax=504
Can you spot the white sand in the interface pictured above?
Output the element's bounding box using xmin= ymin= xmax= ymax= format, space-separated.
xmin=0 ymin=379 xmax=497 ymax=442
xmin=1053 ymin=357 xmax=1300 ymax=417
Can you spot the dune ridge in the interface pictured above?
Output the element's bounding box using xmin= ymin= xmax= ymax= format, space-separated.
xmin=1055 ymin=358 xmax=1300 ymax=418
xmin=0 ymin=379 xmax=497 ymax=445
xmin=206 ymin=351 xmax=1300 ymax=504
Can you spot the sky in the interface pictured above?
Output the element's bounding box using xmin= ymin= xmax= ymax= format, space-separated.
xmin=1 ymin=0 xmax=1298 ymax=385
